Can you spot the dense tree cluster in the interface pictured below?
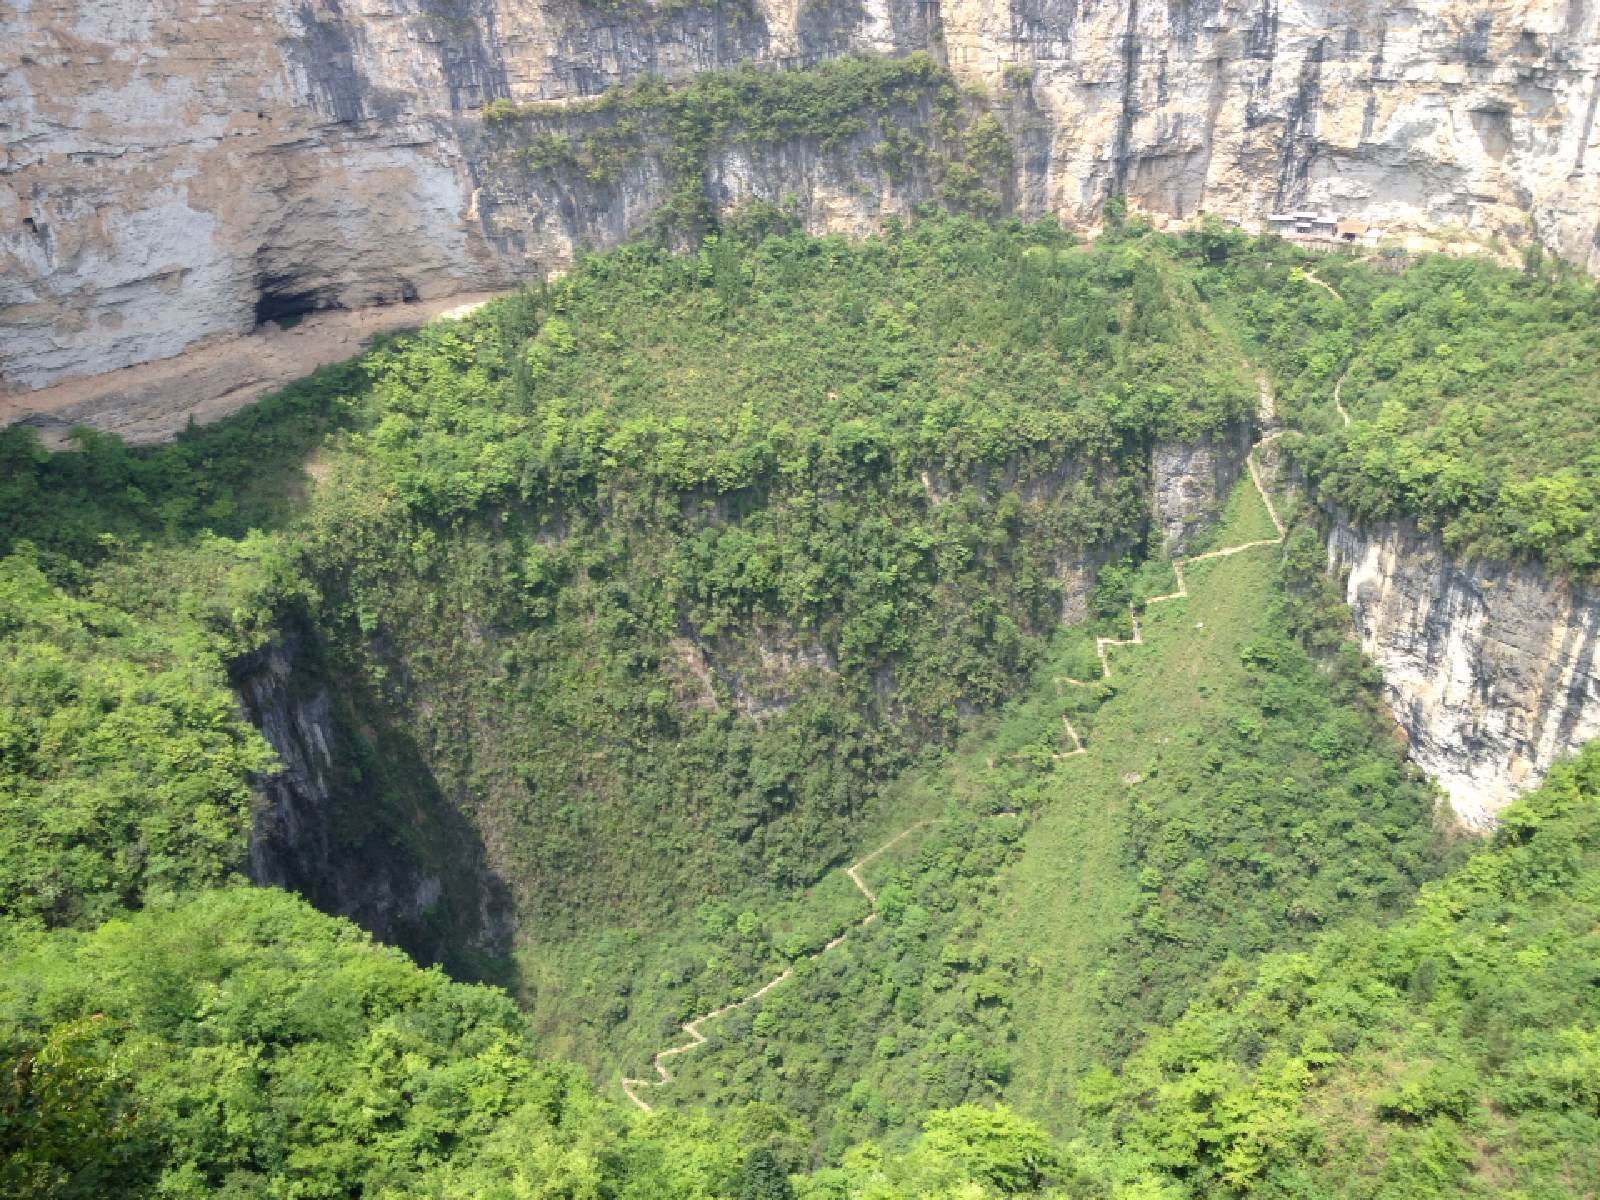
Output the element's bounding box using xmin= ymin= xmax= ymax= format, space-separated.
xmin=3 ymin=216 xmax=1598 ymax=1197
xmin=1194 ymin=227 xmax=1600 ymax=575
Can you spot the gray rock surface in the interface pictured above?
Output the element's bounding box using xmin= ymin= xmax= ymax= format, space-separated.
xmin=1328 ymin=515 xmax=1600 ymax=829
xmin=6 ymin=0 xmax=1599 ymax=392
xmin=233 ymin=630 xmax=514 ymax=969
xmin=1152 ymin=424 xmax=1255 ymax=555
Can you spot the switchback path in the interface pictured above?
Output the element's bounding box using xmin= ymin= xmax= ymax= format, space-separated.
xmin=620 ymin=820 xmax=935 ymax=1112
xmin=1051 ymin=424 xmax=1287 ymax=753
xmin=622 ymin=387 xmax=1291 ymax=1111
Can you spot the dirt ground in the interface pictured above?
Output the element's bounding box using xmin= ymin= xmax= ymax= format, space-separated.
xmin=1 ymin=294 xmax=499 ymax=448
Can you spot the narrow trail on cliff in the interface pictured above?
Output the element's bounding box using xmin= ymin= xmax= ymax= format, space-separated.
xmin=1051 ymin=379 xmax=1286 ymax=754
xmin=1302 ymin=267 xmax=1345 ymax=304
xmin=1050 ymin=434 xmax=1286 ymax=751
xmin=1304 ymin=268 xmax=1353 ymax=426
xmin=622 ymin=381 xmax=1289 ymax=1113
xmin=1332 ymin=370 xmax=1352 ymax=426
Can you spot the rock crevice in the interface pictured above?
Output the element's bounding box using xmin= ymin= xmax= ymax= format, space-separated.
xmin=232 ymin=628 xmax=515 ymax=976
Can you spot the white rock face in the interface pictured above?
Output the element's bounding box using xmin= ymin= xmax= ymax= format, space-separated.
xmin=1152 ymin=425 xmax=1254 ymax=554
xmin=4 ymin=0 xmax=1599 ymax=391
xmin=1328 ymin=516 xmax=1600 ymax=829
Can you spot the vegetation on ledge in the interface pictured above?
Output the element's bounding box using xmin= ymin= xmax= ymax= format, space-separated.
xmin=3 ymin=215 xmax=1599 ymax=1198
xmin=1192 ymin=227 xmax=1600 ymax=576
xmin=483 ymin=53 xmax=1013 ymax=230
xmin=2 ymin=743 xmax=1596 ymax=1197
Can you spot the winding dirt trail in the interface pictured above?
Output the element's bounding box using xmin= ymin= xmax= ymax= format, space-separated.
xmin=620 ymin=820 xmax=936 ymax=1112
xmin=1051 ymin=415 xmax=1287 ymax=749
xmin=1302 ymin=268 xmax=1345 ymax=304
xmin=1332 ymin=370 xmax=1352 ymax=426
xmin=621 ymin=384 xmax=1291 ymax=1112
xmin=1304 ymin=269 xmax=1353 ymax=427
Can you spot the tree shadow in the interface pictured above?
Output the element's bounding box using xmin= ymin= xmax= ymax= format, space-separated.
xmin=0 ymin=348 xmax=381 ymax=565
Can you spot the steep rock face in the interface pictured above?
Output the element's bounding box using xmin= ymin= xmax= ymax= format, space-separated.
xmin=1151 ymin=423 xmax=1254 ymax=554
xmin=232 ymin=629 xmax=515 ymax=975
xmin=5 ymin=0 xmax=1599 ymax=391
xmin=949 ymin=0 xmax=1600 ymax=265
xmin=1327 ymin=515 xmax=1600 ymax=829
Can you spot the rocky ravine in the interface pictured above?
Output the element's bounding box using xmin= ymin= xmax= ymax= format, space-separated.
xmin=1328 ymin=516 xmax=1600 ymax=830
xmin=5 ymin=0 xmax=1600 ymax=393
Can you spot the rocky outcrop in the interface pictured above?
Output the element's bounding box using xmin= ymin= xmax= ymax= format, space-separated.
xmin=1327 ymin=516 xmax=1600 ymax=829
xmin=232 ymin=629 xmax=514 ymax=974
xmin=1152 ymin=423 xmax=1255 ymax=555
xmin=5 ymin=0 xmax=1599 ymax=393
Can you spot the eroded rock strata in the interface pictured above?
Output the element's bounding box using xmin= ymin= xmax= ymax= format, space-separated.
xmin=1328 ymin=516 xmax=1600 ymax=829
xmin=6 ymin=0 xmax=1599 ymax=391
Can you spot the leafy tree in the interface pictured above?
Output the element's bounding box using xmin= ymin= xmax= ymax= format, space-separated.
xmin=739 ymin=1147 xmax=796 ymax=1200
xmin=919 ymin=1105 xmax=1060 ymax=1193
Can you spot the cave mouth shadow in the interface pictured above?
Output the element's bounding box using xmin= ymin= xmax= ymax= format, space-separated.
xmin=253 ymin=281 xmax=343 ymax=329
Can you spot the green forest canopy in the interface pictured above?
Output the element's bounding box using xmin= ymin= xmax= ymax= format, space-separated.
xmin=2 ymin=215 xmax=1599 ymax=1197
xmin=1206 ymin=238 xmax=1600 ymax=574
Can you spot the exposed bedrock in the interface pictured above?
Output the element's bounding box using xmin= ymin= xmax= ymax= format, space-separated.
xmin=231 ymin=627 xmax=515 ymax=978
xmin=5 ymin=0 xmax=1600 ymax=390
xmin=1152 ymin=423 xmax=1255 ymax=555
xmin=1327 ymin=516 xmax=1600 ymax=830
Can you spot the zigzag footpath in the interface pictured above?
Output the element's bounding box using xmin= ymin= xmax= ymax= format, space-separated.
xmin=1052 ymin=423 xmax=1286 ymax=751
xmin=620 ymin=821 xmax=936 ymax=1111
xmin=621 ymin=388 xmax=1289 ymax=1112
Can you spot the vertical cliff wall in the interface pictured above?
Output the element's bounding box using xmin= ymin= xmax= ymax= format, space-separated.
xmin=944 ymin=0 xmax=1600 ymax=267
xmin=1152 ymin=423 xmax=1255 ymax=554
xmin=231 ymin=628 xmax=515 ymax=978
xmin=5 ymin=0 xmax=1599 ymax=392
xmin=1327 ymin=516 xmax=1600 ymax=829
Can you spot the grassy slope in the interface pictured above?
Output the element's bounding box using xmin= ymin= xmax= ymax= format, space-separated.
xmin=25 ymin=224 xmax=1576 ymax=1185
xmin=623 ymin=474 xmax=1445 ymax=1151
xmin=1000 ymin=479 xmax=1286 ymax=1110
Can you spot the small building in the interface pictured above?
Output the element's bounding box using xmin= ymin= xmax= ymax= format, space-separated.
xmin=1267 ymin=210 xmax=1381 ymax=247
xmin=1335 ymin=218 xmax=1372 ymax=244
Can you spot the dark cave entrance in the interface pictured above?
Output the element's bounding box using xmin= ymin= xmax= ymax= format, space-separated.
xmin=253 ymin=274 xmax=420 ymax=329
xmin=253 ymin=275 xmax=343 ymax=328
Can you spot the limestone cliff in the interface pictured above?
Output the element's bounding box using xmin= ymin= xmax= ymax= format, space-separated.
xmin=1152 ymin=423 xmax=1255 ymax=554
xmin=231 ymin=628 xmax=515 ymax=976
xmin=1327 ymin=515 xmax=1600 ymax=829
xmin=5 ymin=0 xmax=1599 ymax=392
